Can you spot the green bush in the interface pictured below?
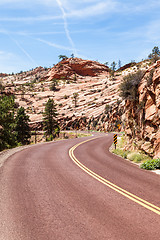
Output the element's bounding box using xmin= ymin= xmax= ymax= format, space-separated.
xmin=64 ymin=95 xmax=69 ymax=99
xmin=127 ymin=152 xmax=151 ymax=163
xmin=127 ymin=152 xmax=142 ymax=162
xmin=112 ymin=148 xmax=129 ymax=159
xmin=140 ymin=159 xmax=160 ymax=170
xmin=46 ymin=134 xmax=54 ymax=141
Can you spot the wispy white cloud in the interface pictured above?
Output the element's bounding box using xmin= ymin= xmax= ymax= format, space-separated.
xmin=18 ymin=31 xmax=65 ymax=36
xmin=66 ymin=0 xmax=118 ymax=18
xmin=0 ymin=0 xmax=57 ymax=7
xmin=0 ymin=0 xmax=160 ymax=20
xmin=56 ymin=0 xmax=77 ymax=55
xmin=0 ymin=50 xmax=10 ymax=56
xmin=10 ymin=38 xmax=38 ymax=66
xmin=0 ymin=0 xmax=118 ymax=22
xmin=0 ymin=15 xmax=61 ymax=22
xmin=35 ymin=38 xmax=74 ymax=51
xmin=3 ymin=30 xmax=38 ymax=66
xmin=146 ymin=20 xmax=160 ymax=42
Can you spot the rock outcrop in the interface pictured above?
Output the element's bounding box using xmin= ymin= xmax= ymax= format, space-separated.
xmin=48 ymin=58 xmax=109 ymax=81
xmin=0 ymin=73 xmax=8 ymax=77
xmin=124 ymin=60 xmax=160 ymax=158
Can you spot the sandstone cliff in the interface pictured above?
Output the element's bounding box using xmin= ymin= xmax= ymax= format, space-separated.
xmin=124 ymin=61 xmax=160 ymax=158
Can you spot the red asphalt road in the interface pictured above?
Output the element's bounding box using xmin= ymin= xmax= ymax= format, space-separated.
xmin=0 ymin=133 xmax=160 ymax=240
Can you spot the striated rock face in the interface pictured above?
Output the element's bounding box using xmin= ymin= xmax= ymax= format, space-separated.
xmin=124 ymin=60 xmax=160 ymax=158
xmin=48 ymin=58 xmax=109 ymax=81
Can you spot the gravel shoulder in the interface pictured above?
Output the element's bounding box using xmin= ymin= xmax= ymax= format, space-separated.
xmin=0 ymin=145 xmax=34 ymax=168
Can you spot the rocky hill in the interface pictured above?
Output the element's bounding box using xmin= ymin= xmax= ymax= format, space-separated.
xmin=0 ymin=58 xmax=159 ymax=158
xmin=48 ymin=57 xmax=109 ymax=80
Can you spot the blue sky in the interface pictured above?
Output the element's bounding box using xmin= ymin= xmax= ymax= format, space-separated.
xmin=0 ymin=0 xmax=160 ymax=73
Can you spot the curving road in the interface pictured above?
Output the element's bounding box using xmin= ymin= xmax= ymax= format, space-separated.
xmin=0 ymin=133 xmax=160 ymax=240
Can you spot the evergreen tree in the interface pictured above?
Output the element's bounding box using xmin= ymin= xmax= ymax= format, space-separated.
xmin=0 ymin=95 xmax=17 ymax=150
xmin=72 ymin=92 xmax=79 ymax=107
xmin=73 ymin=73 xmax=77 ymax=83
xmin=148 ymin=46 xmax=160 ymax=63
xmin=0 ymin=80 xmax=4 ymax=94
xmin=104 ymin=62 xmax=109 ymax=67
xmin=58 ymin=55 xmax=68 ymax=61
xmin=15 ymin=107 xmax=31 ymax=145
xmin=43 ymin=98 xmax=58 ymax=138
xmin=111 ymin=61 xmax=117 ymax=71
xmin=109 ymin=61 xmax=117 ymax=77
xmin=71 ymin=53 xmax=74 ymax=58
xmin=118 ymin=60 xmax=122 ymax=69
xmin=50 ymin=78 xmax=59 ymax=91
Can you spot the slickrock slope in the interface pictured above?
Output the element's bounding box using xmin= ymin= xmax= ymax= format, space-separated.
xmin=0 ymin=58 xmax=116 ymax=131
xmin=1 ymin=58 xmax=159 ymax=157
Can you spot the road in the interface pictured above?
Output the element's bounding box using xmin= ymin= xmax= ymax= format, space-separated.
xmin=0 ymin=133 xmax=160 ymax=239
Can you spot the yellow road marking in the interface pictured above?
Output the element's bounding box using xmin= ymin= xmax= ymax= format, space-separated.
xmin=69 ymin=137 xmax=160 ymax=216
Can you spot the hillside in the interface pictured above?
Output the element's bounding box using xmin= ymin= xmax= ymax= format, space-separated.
xmin=0 ymin=58 xmax=159 ymax=158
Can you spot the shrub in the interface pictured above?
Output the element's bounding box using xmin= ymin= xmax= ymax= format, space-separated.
xmin=119 ymin=70 xmax=144 ymax=101
xmin=127 ymin=152 xmax=142 ymax=162
xmin=112 ymin=148 xmax=129 ymax=159
xmin=140 ymin=159 xmax=160 ymax=170
xmin=64 ymin=95 xmax=69 ymax=99
xmin=46 ymin=134 xmax=54 ymax=141
xmin=127 ymin=152 xmax=151 ymax=163
xmin=50 ymin=79 xmax=58 ymax=91
xmin=146 ymin=69 xmax=154 ymax=86
xmin=105 ymin=104 xmax=112 ymax=114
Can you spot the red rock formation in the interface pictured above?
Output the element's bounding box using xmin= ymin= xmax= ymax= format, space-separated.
xmin=48 ymin=58 xmax=109 ymax=81
xmin=118 ymin=62 xmax=136 ymax=71
xmin=124 ymin=60 xmax=160 ymax=158
xmin=0 ymin=73 xmax=8 ymax=77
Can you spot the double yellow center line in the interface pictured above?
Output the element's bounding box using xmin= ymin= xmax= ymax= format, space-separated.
xmin=69 ymin=137 xmax=160 ymax=216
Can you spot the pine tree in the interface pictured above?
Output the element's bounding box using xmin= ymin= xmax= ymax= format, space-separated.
xmin=71 ymin=53 xmax=74 ymax=58
xmin=118 ymin=60 xmax=122 ymax=69
xmin=43 ymin=98 xmax=58 ymax=138
xmin=111 ymin=61 xmax=117 ymax=72
xmin=148 ymin=46 xmax=160 ymax=63
xmin=15 ymin=107 xmax=31 ymax=145
xmin=73 ymin=73 xmax=77 ymax=83
xmin=0 ymin=80 xmax=4 ymax=94
xmin=104 ymin=62 xmax=109 ymax=67
xmin=58 ymin=55 xmax=68 ymax=61
xmin=0 ymin=95 xmax=17 ymax=150
xmin=72 ymin=92 xmax=79 ymax=107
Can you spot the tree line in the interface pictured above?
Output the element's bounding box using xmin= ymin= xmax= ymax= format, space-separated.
xmin=0 ymin=94 xmax=59 ymax=151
